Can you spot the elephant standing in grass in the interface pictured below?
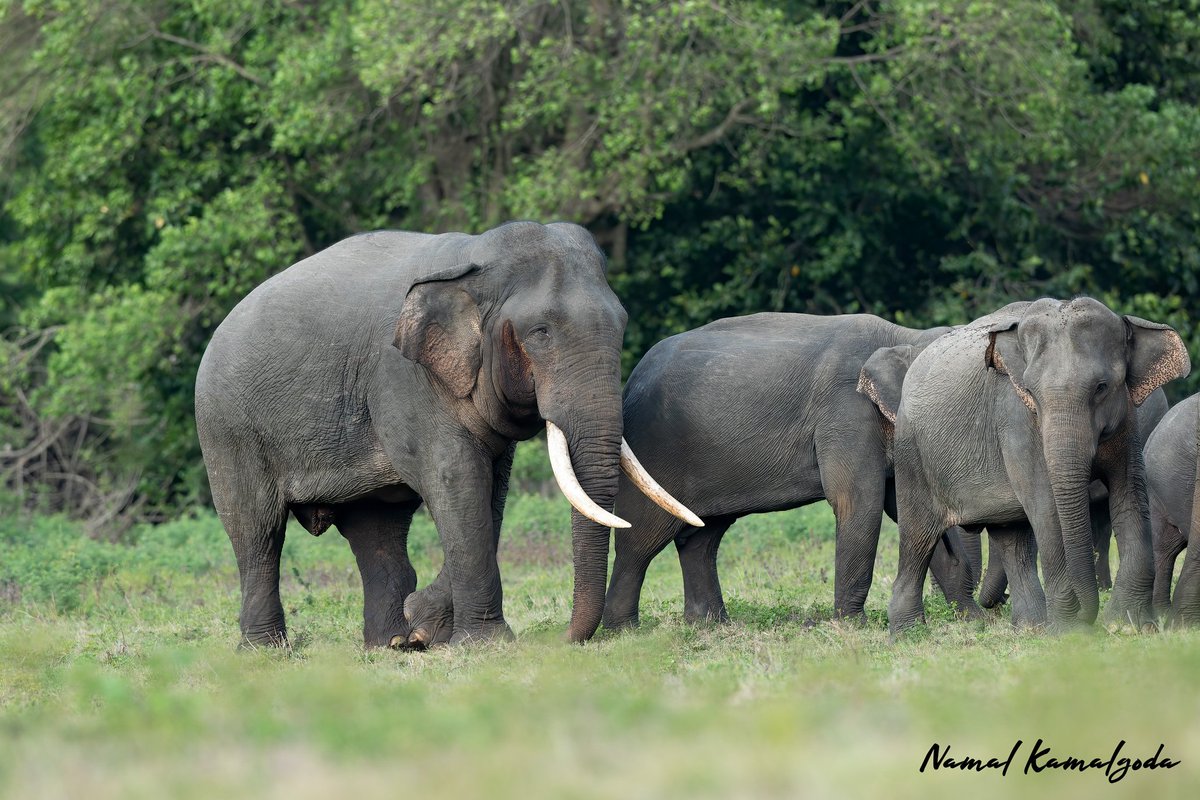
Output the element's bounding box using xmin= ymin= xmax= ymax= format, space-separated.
xmin=963 ymin=388 xmax=1168 ymax=610
xmin=863 ymin=298 xmax=1189 ymax=635
xmin=585 ymin=313 xmax=978 ymax=638
xmin=196 ymin=221 xmax=694 ymax=648
xmin=1145 ymin=392 xmax=1200 ymax=623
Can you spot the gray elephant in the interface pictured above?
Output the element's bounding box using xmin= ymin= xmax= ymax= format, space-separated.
xmin=861 ymin=298 xmax=1189 ymax=635
xmin=1144 ymin=392 xmax=1200 ymax=622
xmin=963 ymin=388 xmax=1168 ymax=609
xmin=195 ymin=221 xmax=694 ymax=648
xmin=575 ymin=312 xmax=978 ymax=639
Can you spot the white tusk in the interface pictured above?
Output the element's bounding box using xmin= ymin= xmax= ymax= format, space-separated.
xmin=620 ymin=438 xmax=705 ymax=527
xmin=545 ymin=422 xmax=631 ymax=529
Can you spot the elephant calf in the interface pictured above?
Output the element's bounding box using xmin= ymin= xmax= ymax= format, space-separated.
xmin=1144 ymin=392 xmax=1200 ymax=623
xmin=592 ymin=312 xmax=979 ymax=637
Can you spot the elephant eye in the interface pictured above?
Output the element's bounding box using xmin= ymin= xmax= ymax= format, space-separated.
xmin=1094 ymin=381 xmax=1108 ymax=398
xmin=526 ymin=324 xmax=551 ymax=341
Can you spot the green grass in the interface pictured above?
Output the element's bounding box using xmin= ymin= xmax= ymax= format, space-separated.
xmin=2 ymin=497 xmax=1198 ymax=799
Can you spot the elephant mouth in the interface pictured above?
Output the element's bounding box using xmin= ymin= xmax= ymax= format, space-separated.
xmin=544 ymin=421 xmax=703 ymax=529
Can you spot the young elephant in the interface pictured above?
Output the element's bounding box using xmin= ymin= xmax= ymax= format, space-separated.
xmin=595 ymin=312 xmax=979 ymax=635
xmin=863 ymin=298 xmax=1189 ymax=635
xmin=196 ymin=221 xmax=694 ymax=648
xmin=1144 ymin=392 xmax=1200 ymax=623
xmin=963 ymin=388 xmax=1169 ymax=610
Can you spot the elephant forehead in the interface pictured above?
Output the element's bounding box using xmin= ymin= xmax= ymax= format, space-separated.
xmin=1023 ymin=297 xmax=1117 ymax=330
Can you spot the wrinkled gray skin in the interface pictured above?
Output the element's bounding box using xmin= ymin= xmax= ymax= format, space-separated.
xmin=865 ymin=298 xmax=1189 ymax=635
xmin=1144 ymin=392 xmax=1200 ymax=623
xmin=967 ymin=388 xmax=1169 ymax=608
xmin=593 ymin=313 xmax=978 ymax=637
xmin=196 ymin=221 xmax=627 ymax=648
xmin=1089 ymin=389 xmax=1170 ymax=589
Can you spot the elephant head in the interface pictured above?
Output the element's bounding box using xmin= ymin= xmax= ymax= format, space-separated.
xmin=393 ymin=221 xmax=698 ymax=641
xmin=981 ymin=297 xmax=1189 ymax=622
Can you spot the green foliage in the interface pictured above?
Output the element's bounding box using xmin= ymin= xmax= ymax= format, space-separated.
xmin=2 ymin=0 xmax=1199 ymax=523
xmin=0 ymin=510 xmax=119 ymax=611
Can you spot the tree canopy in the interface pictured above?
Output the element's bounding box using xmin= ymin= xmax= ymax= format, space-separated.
xmin=2 ymin=0 xmax=1198 ymax=528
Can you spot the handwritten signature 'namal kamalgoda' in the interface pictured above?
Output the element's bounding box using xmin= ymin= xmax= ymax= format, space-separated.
xmin=920 ymin=739 xmax=1179 ymax=783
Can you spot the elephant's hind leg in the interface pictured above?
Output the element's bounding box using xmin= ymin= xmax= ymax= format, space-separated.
xmin=1150 ymin=492 xmax=1185 ymax=618
xmin=676 ymin=516 xmax=735 ymax=624
xmin=212 ymin=476 xmax=289 ymax=647
xmin=821 ymin=453 xmax=887 ymax=623
xmin=337 ymin=498 xmax=420 ymax=648
xmin=986 ymin=523 xmax=1046 ymax=628
xmin=928 ymin=528 xmax=984 ymax=619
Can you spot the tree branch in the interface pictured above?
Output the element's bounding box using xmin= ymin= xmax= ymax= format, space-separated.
xmin=146 ymin=28 xmax=267 ymax=86
xmin=679 ymin=99 xmax=754 ymax=152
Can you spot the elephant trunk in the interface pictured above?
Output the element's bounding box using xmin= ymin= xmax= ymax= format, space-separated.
xmin=1041 ymin=406 xmax=1100 ymax=624
xmin=538 ymin=357 xmax=625 ymax=643
xmin=559 ymin=411 xmax=623 ymax=644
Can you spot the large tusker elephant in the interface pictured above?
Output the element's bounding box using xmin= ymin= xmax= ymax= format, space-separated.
xmin=863 ymin=298 xmax=1189 ymax=635
xmin=1144 ymin=392 xmax=1200 ymax=623
xmin=578 ymin=312 xmax=979 ymax=640
xmin=195 ymin=221 xmax=694 ymax=648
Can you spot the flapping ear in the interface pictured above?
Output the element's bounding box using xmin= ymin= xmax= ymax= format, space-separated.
xmin=1124 ymin=316 xmax=1191 ymax=406
xmin=858 ymin=344 xmax=918 ymax=426
xmin=394 ymin=264 xmax=482 ymax=398
xmin=984 ymin=319 xmax=1036 ymax=414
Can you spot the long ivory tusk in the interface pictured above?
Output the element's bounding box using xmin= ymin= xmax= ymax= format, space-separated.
xmin=545 ymin=422 xmax=631 ymax=529
xmin=620 ymin=439 xmax=705 ymax=527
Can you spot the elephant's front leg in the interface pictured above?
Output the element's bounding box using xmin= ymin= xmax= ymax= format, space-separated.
xmin=408 ymin=442 xmax=515 ymax=646
xmin=1097 ymin=433 xmax=1155 ymax=629
xmin=1000 ymin=430 xmax=1080 ymax=631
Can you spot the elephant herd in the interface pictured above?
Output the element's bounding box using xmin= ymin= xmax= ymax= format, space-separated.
xmin=195 ymin=221 xmax=1200 ymax=649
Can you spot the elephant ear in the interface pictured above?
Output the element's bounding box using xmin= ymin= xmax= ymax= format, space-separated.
xmin=858 ymin=344 xmax=918 ymax=426
xmin=984 ymin=318 xmax=1036 ymax=414
xmin=394 ymin=263 xmax=483 ymax=398
xmin=1124 ymin=316 xmax=1191 ymax=406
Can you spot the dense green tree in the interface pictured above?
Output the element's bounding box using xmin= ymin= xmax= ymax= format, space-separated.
xmin=1 ymin=0 xmax=1198 ymax=527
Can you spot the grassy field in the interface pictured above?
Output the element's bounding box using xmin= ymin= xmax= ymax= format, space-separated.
xmin=2 ymin=489 xmax=1199 ymax=799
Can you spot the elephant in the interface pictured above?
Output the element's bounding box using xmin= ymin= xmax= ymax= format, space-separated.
xmin=961 ymin=388 xmax=1169 ymax=609
xmin=581 ymin=312 xmax=980 ymax=639
xmin=1144 ymin=391 xmax=1200 ymax=623
xmin=860 ymin=297 xmax=1189 ymax=635
xmin=195 ymin=221 xmax=695 ymax=648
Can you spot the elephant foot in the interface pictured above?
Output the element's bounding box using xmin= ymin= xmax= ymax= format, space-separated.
xmin=401 ymin=586 xmax=454 ymax=650
xmin=950 ymin=597 xmax=984 ymax=620
xmin=601 ymin=610 xmax=640 ymax=632
xmin=1102 ymin=597 xmax=1155 ymax=632
xmin=364 ymin=613 xmax=410 ymax=650
xmin=448 ymin=619 xmax=516 ymax=646
xmin=683 ymin=601 xmax=729 ymax=625
xmin=238 ymin=623 xmax=288 ymax=650
xmin=887 ymin=593 xmax=926 ymax=638
xmin=832 ymin=604 xmax=870 ymax=626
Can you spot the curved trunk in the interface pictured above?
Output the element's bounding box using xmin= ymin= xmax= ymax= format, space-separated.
xmin=1041 ymin=409 xmax=1100 ymax=624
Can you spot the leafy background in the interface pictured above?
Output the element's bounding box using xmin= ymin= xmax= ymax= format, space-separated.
xmin=2 ymin=0 xmax=1198 ymax=529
